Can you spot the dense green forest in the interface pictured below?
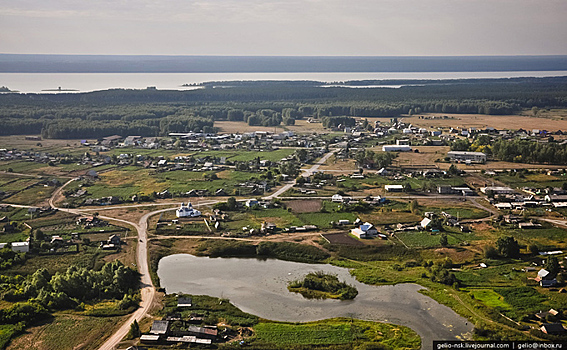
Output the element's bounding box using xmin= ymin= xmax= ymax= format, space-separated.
xmin=1 ymin=77 xmax=567 ymax=138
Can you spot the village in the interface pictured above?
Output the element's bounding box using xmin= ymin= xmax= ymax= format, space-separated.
xmin=1 ymin=112 xmax=567 ymax=349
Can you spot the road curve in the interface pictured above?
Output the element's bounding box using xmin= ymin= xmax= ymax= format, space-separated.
xmin=97 ymin=208 xmax=175 ymax=350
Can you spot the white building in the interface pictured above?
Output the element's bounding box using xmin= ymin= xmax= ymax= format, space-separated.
xmin=480 ymin=186 xmax=514 ymax=195
xmin=447 ymin=151 xmax=486 ymax=163
xmin=352 ymin=222 xmax=378 ymax=239
xmin=11 ymin=242 xmax=29 ymax=253
xmin=176 ymin=202 xmax=201 ymax=218
xmin=331 ymin=194 xmax=343 ymax=202
xmin=382 ymin=145 xmax=412 ymax=152
xmin=385 ymin=185 xmax=404 ymax=192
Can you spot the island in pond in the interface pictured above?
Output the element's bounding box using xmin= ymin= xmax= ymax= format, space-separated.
xmin=288 ymin=271 xmax=358 ymax=300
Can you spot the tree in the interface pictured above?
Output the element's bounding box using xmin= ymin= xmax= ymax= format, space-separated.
xmin=128 ymin=319 xmax=141 ymax=339
xmin=484 ymin=245 xmax=499 ymax=259
xmin=496 ymin=236 xmax=520 ymax=258
xmin=448 ymin=164 xmax=459 ymax=175
xmin=33 ymin=229 xmax=45 ymax=242
xmin=227 ymin=197 xmax=237 ymax=211
xmin=545 ymin=256 xmax=560 ymax=276
xmin=408 ymin=200 xmax=419 ymax=214
xmin=439 ymin=234 xmax=448 ymax=247
xmin=528 ymin=244 xmax=539 ymax=256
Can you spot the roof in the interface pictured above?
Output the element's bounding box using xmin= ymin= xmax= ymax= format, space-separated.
xmin=150 ymin=320 xmax=169 ymax=335
xmin=421 ymin=218 xmax=432 ymax=227
xmin=384 ymin=185 xmax=404 ymax=190
xmin=178 ymin=296 xmax=192 ymax=307
xmin=538 ymin=269 xmax=550 ymax=278
xmin=140 ymin=334 xmax=160 ymax=341
xmin=447 ymin=151 xmax=486 ymax=156
xmin=541 ymin=323 xmax=566 ymax=334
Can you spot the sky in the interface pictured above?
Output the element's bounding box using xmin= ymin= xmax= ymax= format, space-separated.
xmin=1 ymin=0 xmax=566 ymax=56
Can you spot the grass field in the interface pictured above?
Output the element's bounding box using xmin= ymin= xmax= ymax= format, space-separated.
xmin=494 ymin=173 xmax=566 ymax=189
xmin=466 ymin=288 xmax=512 ymax=311
xmin=0 ymin=161 xmax=47 ymax=173
xmin=6 ymin=314 xmax=124 ymax=350
xmin=254 ymin=318 xmax=420 ymax=349
xmin=403 ymin=113 xmax=567 ymax=132
xmin=6 ymin=185 xmax=57 ymax=205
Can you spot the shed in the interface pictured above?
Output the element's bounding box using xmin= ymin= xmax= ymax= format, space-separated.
xmin=140 ymin=334 xmax=160 ymax=342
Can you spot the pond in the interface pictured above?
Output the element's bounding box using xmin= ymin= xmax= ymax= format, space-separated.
xmin=158 ymin=254 xmax=473 ymax=348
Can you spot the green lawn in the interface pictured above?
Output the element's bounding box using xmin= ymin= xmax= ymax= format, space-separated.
xmin=494 ymin=173 xmax=566 ymax=189
xmin=254 ymin=318 xmax=420 ymax=349
xmin=0 ymin=161 xmax=47 ymax=173
xmin=466 ymin=288 xmax=512 ymax=310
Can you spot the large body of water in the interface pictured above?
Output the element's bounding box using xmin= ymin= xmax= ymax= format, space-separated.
xmin=2 ymin=71 xmax=567 ymax=93
xmin=158 ymin=254 xmax=473 ymax=348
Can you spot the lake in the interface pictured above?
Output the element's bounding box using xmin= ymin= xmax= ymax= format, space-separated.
xmin=2 ymin=71 xmax=567 ymax=93
xmin=158 ymin=254 xmax=473 ymax=348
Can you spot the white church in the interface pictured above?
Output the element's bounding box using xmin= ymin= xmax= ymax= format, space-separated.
xmin=176 ymin=202 xmax=201 ymax=218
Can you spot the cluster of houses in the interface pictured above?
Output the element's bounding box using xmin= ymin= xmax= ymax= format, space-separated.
xmin=484 ymin=185 xmax=567 ymax=213
xmin=140 ymin=296 xmax=221 ymax=346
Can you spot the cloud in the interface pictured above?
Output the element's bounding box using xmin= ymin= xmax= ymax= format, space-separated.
xmin=1 ymin=0 xmax=566 ymax=55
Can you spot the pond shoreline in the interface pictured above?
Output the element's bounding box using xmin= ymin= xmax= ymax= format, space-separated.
xmin=158 ymin=254 xmax=473 ymax=349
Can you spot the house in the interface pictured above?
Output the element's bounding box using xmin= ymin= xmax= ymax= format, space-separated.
xmin=177 ymin=296 xmax=192 ymax=307
xmin=535 ymin=309 xmax=558 ymax=320
xmin=108 ymin=235 xmax=121 ymax=245
xmin=215 ymin=189 xmax=227 ymax=196
xmin=261 ymin=222 xmax=277 ymax=234
xmin=481 ymin=186 xmax=514 ymax=195
xmin=331 ymin=194 xmax=343 ymax=202
xmin=176 ymin=202 xmax=201 ymax=218
xmin=245 ymin=199 xmax=259 ymax=207
xmin=420 ymin=218 xmax=432 ymax=229
xmin=11 ymin=242 xmax=29 ymax=253
xmin=545 ymin=194 xmax=567 ymax=203
xmin=351 ymin=222 xmax=378 ymax=238
xmin=86 ymin=170 xmax=99 ymax=178
xmin=447 ymin=151 xmax=486 ymax=163
xmin=150 ymin=320 xmax=170 ymax=335
xmin=384 ymin=185 xmax=404 ymax=192
xmin=186 ymin=325 xmax=218 ymax=339
xmin=540 ymin=323 xmax=566 ymax=335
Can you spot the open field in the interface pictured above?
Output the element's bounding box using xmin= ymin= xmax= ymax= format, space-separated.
xmin=216 ymin=119 xmax=327 ymax=134
xmin=0 ymin=136 xmax=86 ymax=152
xmin=6 ymin=314 xmax=126 ymax=350
xmin=254 ymin=318 xmax=420 ymax=349
xmin=402 ymin=113 xmax=567 ymax=132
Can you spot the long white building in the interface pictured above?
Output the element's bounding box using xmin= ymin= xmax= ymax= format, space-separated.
xmin=447 ymin=151 xmax=486 ymax=163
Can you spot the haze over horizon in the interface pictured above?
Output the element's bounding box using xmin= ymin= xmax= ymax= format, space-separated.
xmin=1 ymin=0 xmax=566 ymax=56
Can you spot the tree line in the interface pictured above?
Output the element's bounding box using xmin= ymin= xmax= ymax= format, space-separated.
xmin=1 ymin=76 xmax=567 ymax=138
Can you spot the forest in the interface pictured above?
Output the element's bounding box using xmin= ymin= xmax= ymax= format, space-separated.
xmin=0 ymin=76 xmax=567 ymax=138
